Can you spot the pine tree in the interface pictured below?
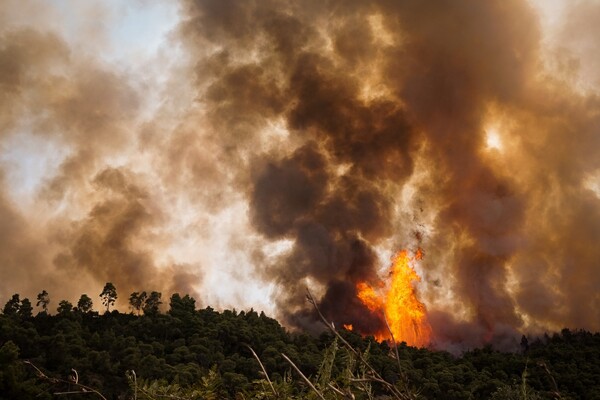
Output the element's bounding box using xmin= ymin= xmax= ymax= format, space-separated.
xmin=36 ymin=290 xmax=50 ymax=314
xmin=100 ymin=282 xmax=118 ymax=313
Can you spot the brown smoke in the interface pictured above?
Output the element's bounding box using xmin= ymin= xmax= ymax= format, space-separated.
xmin=1 ymin=0 xmax=600 ymax=348
xmin=0 ymin=4 xmax=200 ymax=309
xmin=178 ymin=0 xmax=600 ymax=347
xmin=52 ymin=167 xmax=201 ymax=302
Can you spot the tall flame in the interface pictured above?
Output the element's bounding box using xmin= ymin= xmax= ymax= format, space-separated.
xmin=355 ymin=249 xmax=431 ymax=347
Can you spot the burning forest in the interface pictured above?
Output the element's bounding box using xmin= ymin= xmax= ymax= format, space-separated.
xmin=1 ymin=0 xmax=600 ymax=353
xmin=352 ymin=249 xmax=432 ymax=347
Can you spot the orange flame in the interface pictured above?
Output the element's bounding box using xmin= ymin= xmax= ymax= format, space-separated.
xmin=343 ymin=324 xmax=353 ymax=331
xmin=355 ymin=249 xmax=431 ymax=347
xmin=356 ymin=282 xmax=384 ymax=312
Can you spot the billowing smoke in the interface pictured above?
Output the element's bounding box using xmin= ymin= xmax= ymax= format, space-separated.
xmin=0 ymin=3 xmax=204 ymax=309
xmin=1 ymin=0 xmax=600 ymax=349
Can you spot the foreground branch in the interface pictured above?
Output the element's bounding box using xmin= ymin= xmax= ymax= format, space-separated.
xmin=24 ymin=361 xmax=108 ymax=400
xmin=383 ymin=313 xmax=410 ymax=386
xmin=281 ymin=352 xmax=326 ymax=400
xmin=246 ymin=344 xmax=279 ymax=398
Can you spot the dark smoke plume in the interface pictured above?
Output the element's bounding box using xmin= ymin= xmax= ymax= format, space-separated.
xmin=179 ymin=0 xmax=600 ymax=347
xmin=1 ymin=0 xmax=600 ymax=349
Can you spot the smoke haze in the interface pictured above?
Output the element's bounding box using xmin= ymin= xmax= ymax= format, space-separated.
xmin=1 ymin=0 xmax=600 ymax=349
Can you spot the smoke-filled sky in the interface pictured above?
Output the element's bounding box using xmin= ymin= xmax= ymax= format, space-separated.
xmin=2 ymin=0 xmax=600 ymax=348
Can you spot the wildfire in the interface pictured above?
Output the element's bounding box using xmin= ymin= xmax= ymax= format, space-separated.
xmin=356 ymin=282 xmax=384 ymax=312
xmin=343 ymin=324 xmax=353 ymax=331
xmin=355 ymin=249 xmax=431 ymax=347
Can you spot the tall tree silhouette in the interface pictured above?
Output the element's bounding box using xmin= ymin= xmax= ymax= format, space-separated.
xmin=36 ymin=290 xmax=49 ymax=314
xmin=99 ymin=282 xmax=117 ymax=313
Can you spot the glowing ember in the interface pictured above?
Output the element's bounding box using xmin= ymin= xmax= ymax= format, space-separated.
xmin=343 ymin=324 xmax=353 ymax=330
xmin=355 ymin=249 xmax=431 ymax=347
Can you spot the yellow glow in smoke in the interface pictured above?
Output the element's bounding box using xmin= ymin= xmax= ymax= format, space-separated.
xmin=485 ymin=128 xmax=503 ymax=151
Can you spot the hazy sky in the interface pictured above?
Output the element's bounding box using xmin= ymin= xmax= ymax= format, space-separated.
xmin=1 ymin=0 xmax=600 ymax=349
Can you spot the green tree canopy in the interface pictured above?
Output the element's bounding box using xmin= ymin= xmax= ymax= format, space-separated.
xmin=169 ymin=293 xmax=196 ymax=318
xmin=143 ymin=291 xmax=162 ymax=315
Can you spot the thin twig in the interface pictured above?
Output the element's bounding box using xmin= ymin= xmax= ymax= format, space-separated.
xmin=24 ymin=361 xmax=108 ymax=400
xmin=70 ymin=369 xmax=79 ymax=384
xmin=328 ymin=382 xmax=346 ymax=396
xmin=328 ymin=382 xmax=356 ymax=399
xmin=383 ymin=313 xmax=408 ymax=383
xmin=281 ymin=352 xmax=326 ymax=400
xmin=129 ymin=370 xmax=137 ymax=400
xmin=538 ymin=361 xmax=563 ymax=399
xmin=23 ymin=360 xmax=48 ymax=379
xmin=54 ymin=391 xmax=96 ymax=396
xmin=245 ymin=344 xmax=279 ymax=398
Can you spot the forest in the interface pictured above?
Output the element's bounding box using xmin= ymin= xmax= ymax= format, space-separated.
xmin=1 ymin=284 xmax=599 ymax=399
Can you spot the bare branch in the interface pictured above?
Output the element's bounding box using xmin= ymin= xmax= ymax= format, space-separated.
xmin=23 ymin=360 xmax=48 ymax=379
xmin=328 ymin=382 xmax=345 ymax=396
xmin=328 ymin=382 xmax=357 ymax=399
xmin=24 ymin=361 xmax=108 ymax=400
xmin=538 ymin=362 xmax=563 ymax=399
xmin=383 ymin=313 xmax=409 ymax=384
xmin=245 ymin=344 xmax=279 ymax=398
xmin=70 ymin=369 xmax=79 ymax=384
xmin=281 ymin=352 xmax=326 ymax=400
xmin=129 ymin=370 xmax=138 ymax=400
xmin=54 ymin=391 xmax=93 ymax=396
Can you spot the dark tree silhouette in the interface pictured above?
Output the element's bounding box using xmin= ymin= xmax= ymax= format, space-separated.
xmin=129 ymin=291 xmax=147 ymax=315
xmin=36 ymin=290 xmax=50 ymax=313
xmin=3 ymin=294 xmax=20 ymax=316
xmin=57 ymin=300 xmax=73 ymax=315
xmin=100 ymin=282 xmax=117 ymax=313
xmin=169 ymin=293 xmax=196 ymax=318
xmin=520 ymin=335 xmax=529 ymax=354
xmin=143 ymin=291 xmax=162 ymax=315
xmin=18 ymin=298 xmax=33 ymax=319
xmin=77 ymin=294 xmax=93 ymax=313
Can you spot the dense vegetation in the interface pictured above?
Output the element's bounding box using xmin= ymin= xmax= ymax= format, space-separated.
xmin=1 ymin=286 xmax=599 ymax=399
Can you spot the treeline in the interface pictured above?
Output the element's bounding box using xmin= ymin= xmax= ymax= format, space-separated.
xmin=1 ymin=282 xmax=168 ymax=318
xmin=1 ymin=285 xmax=600 ymax=399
